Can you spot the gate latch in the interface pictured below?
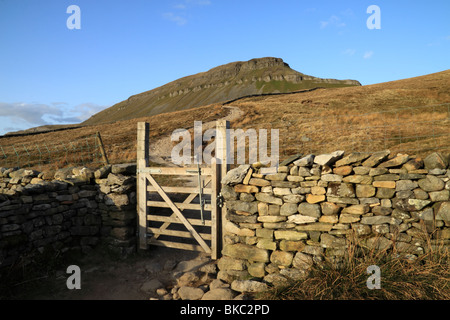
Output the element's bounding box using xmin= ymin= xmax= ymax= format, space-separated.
xmin=217 ymin=193 xmax=224 ymax=208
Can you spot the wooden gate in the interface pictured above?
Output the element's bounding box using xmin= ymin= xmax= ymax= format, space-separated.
xmin=136 ymin=122 xmax=227 ymax=260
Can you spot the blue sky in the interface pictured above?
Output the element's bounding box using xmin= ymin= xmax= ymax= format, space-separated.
xmin=0 ymin=0 xmax=449 ymax=135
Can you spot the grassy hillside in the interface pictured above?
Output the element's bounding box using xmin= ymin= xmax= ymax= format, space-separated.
xmin=229 ymin=69 xmax=450 ymax=159
xmin=0 ymin=69 xmax=448 ymax=171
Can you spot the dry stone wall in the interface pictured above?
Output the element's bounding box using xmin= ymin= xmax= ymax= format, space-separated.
xmin=218 ymin=151 xmax=450 ymax=288
xmin=0 ymin=163 xmax=137 ymax=268
xmin=2 ymin=149 xmax=450 ymax=295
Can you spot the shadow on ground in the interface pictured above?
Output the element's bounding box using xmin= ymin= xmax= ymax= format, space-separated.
xmin=1 ymin=245 xmax=208 ymax=300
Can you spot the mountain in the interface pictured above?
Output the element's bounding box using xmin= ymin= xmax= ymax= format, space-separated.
xmin=1 ymin=69 xmax=448 ymax=169
xmin=82 ymin=57 xmax=360 ymax=125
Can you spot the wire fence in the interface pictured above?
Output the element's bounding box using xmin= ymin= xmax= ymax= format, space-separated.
xmin=280 ymin=102 xmax=450 ymax=159
xmin=0 ymin=134 xmax=106 ymax=171
xmin=100 ymin=132 xmax=137 ymax=166
xmin=0 ymin=102 xmax=449 ymax=171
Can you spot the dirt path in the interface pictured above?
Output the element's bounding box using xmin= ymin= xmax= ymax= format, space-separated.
xmin=149 ymin=105 xmax=243 ymax=187
xmin=149 ymin=105 xmax=244 ymax=165
xmin=10 ymin=246 xmax=209 ymax=300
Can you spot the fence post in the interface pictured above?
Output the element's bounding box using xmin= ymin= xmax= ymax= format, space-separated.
xmin=137 ymin=122 xmax=149 ymax=250
xmin=216 ymin=120 xmax=230 ymax=254
xmin=12 ymin=145 xmax=20 ymax=167
xmin=96 ymin=132 xmax=109 ymax=165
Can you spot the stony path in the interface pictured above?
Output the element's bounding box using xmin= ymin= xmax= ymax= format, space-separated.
xmin=148 ymin=105 xmax=244 ymax=166
xmin=133 ymin=105 xmax=250 ymax=300
xmin=147 ymin=104 xmax=244 ymax=191
xmin=16 ymin=246 xmax=251 ymax=300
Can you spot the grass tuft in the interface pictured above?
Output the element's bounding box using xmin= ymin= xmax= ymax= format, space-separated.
xmin=258 ymin=233 xmax=450 ymax=300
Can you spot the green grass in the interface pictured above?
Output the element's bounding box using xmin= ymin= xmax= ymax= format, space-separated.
xmin=255 ymin=80 xmax=358 ymax=93
xmin=255 ymin=80 xmax=306 ymax=93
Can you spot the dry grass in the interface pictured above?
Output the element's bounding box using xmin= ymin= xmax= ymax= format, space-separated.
xmin=230 ymin=70 xmax=450 ymax=160
xmin=258 ymin=233 xmax=450 ymax=300
xmin=0 ymin=104 xmax=228 ymax=171
xmin=1 ymin=70 xmax=449 ymax=171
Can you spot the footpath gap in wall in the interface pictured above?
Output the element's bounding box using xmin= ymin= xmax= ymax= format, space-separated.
xmin=218 ymin=150 xmax=450 ymax=290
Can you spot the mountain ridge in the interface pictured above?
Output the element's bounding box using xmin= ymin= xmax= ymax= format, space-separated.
xmin=82 ymin=57 xmax=361 ymax=125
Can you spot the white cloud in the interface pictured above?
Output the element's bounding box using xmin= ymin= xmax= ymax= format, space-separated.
xmin=320 ymin=21 xmax=328 ymax=29
xmin=342 ymin=49 xmax=356 ymax=56
xmin=187 ymin=0 xmax=211 ymax=5
xmin=320 ymin=15 xmax=346 ymax=29
xmin=74 ymin=103 xmax=106 ymax=121
xmin=0 ymin=102 xmax=62 ymax=126
xmin=363 ymin=51 xmax=374 ymax=59
xmin=51 ymin=102 xmax=69 ymax=107
xmin=164 ymin=0 xmax=211 ymax=25
xmin=340 ymin=8 xmax=354 ymax=17
xmin=173 ymin=4 xmax=187 ymax=9
xmin=0 ymin=101 xmax=107 ymax=132
xmin=426 ymin=35 xmax=450 ymax=47
xmin=175 ymin=0 xmax=211 ymax=8
xmin=163 ymin=12 xmax=188 ymax=26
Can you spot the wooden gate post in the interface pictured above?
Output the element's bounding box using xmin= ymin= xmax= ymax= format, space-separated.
xmin=137 ymin=122 xmax=149 ymax=250
xmin=216 ymin=120 xmax=230 ymax=253
xmin=211 ymin=157 xmax=220 ymax=260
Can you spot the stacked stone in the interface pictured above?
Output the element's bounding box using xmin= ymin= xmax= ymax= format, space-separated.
xmin=95 ymin=163 xmax=137 ymax=257
xmin=218 ymin=151 xmax=450 ymax=288
xmin=0 ymin=163 xmax=137 ymax=268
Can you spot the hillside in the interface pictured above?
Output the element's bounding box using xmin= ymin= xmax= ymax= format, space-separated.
xmin=229 ymin=69 xmax=450 ymax=158
xmin=82 ymin=57 xmax=360 ymax=125
xmin=0 ymin=69 xmax=448 ymax=171
xmin=3 ymin=124 xmax=82 ymax=137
